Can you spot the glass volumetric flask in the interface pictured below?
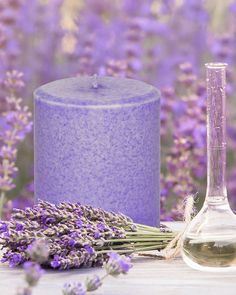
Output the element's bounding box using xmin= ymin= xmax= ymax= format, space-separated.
xmin=182 ymin=63 xmax=236 ymax=272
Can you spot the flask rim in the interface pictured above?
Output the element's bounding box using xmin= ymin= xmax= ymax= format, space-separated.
xmin=205 ymin=62 xmax=228 ymax=69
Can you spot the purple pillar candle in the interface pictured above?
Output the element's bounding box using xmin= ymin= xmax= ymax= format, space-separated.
xmin=34 ymin=76 xmax=160 ymax=226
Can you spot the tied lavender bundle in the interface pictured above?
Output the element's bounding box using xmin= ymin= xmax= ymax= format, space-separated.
xmin=0 ymin=201 xmax=174 ymax=270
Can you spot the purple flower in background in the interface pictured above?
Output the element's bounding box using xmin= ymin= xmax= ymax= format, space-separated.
xmin=1 ymin=0 xmax=236 ymax=220
xmin=229 ymin=0 xmax=236 ymax=14
xmin=159 ymin=0 xmax=176 ymax=15
xmin=0 ymin=70 xmax=32 ymax=218
xmin=102 ymin=59 xmax=128 ymax=77
xmin=161 ymin=62 xmax=207 ymax=219
xmin=3 ymin=70 xmax=25 ymax=90
xmin=211 ymin=33 xmax=234 ymax=64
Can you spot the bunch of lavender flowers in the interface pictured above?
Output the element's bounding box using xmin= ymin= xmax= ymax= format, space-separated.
xmin=0 ymin=70 xmax=32 ymax=217
xmin=0 ymin=201 xmax=174 ymax=270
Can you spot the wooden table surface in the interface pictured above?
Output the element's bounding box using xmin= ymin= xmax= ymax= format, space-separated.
xmin=1 ymin=222 xmax=236 ymax=295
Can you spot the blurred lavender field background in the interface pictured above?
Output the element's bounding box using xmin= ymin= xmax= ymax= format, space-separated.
xmin=1 ymin=0 xmax=236 ymax=220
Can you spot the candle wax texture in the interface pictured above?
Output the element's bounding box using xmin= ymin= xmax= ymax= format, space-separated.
xmin=34 ymin=76 xmax=160 ymax=226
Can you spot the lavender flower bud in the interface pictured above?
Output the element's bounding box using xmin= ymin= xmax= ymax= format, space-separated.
xmin=85 ymin=274 xmax=102 ymax=291
xmin=8 ymin=253 xmax=22 ymax=267
xmin=4 ymin=70 xmax=24 ymax=90
xmin=50 ymin=255 xmax=61 ymax=269
xmin=84 ymin=244 xmax=94 ymax=255
xmin=179 ymin=62 xmax=193 ymax=75
xmin=62 ymin=282 xmax=86 ymax=295
xmin=105 ymin=252 xmax=132 ymax=276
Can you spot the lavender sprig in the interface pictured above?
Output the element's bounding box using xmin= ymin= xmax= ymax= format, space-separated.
xmin=0 ymin=201 xmax=174 ymax=270
xmin=0 ymin=70 xmax=32 ymax=218
xmin=63 ymin=252 xmax=132 ymax=295
xmin=16 ymin=239 xmax=49 ymax=295
xmin=161 ymin=62 xmax=207 ymax=220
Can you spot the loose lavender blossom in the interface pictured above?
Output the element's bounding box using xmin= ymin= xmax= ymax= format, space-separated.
xmin=64 ymin=252 xmax=132 ymax=295
xmin=105 ymin=252 xmax=132 ymax=276
xmin=85 ymin=275 xmax=102 ymax=292
xmin=23 ymin=261 xmax=44 ymax=287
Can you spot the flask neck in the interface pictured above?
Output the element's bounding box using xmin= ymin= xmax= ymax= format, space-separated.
xmin=205 ymin=63 xmax=227 ymax=202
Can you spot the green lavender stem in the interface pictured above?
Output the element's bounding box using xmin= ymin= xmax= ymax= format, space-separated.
xmin=104 ymin=237 xmax=173 ymax=243
xmin=135 ymin=223 xmax=163 ymax=232
xmin=96 ymin=244 xmax=166 ymax=255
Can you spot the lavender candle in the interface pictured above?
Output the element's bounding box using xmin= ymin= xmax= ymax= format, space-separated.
xmin=34 ymin=76 xmax=160 ymax=226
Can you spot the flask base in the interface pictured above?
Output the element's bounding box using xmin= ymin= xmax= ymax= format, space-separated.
xmin=182 ymin=251 xmax=236 ymax=272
